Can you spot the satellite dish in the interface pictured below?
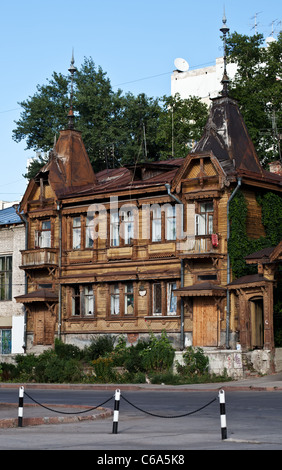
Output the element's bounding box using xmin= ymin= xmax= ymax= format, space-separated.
xmin=174 ymin=58 xmax=189 ymax=72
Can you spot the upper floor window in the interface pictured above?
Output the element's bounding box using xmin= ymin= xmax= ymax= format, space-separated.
xmin=110 ymin=212 xmax=119 ymax=247
xmin=0 ymin=255 xmax=12 ymax=301
xmin=35 ymin=220 xmax=51 ymax=248
xmin=166 ymin=205 xmax=176 ymax=241
xmin=85 ymin=216 xmax=94 ymax=249
xmin=121 ymin=210 xmax=134 ymax=245
xmin=72 ymin=217 xmax=81 ymax=250
xmin=152 ymin=206 xmax=162 ymax=242
xmin=196 ymin=201 xmax=213 ymax=235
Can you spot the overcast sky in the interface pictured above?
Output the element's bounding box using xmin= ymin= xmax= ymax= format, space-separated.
xmin=0 ymin=0 xmax=281 ymax=202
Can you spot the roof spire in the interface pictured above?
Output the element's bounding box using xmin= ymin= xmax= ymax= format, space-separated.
xmin=220 ymin=8 xmax=230 ymax=96
xmin=68 ymin=49 xmax=77 ymax=129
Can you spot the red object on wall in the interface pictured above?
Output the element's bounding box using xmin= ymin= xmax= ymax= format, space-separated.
xmin=211 ymin=234 xmax=218 ymax=247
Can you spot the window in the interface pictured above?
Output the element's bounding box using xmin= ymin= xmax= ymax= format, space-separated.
xmin=153 ymin=283 xmax=162 ymax=315
xmin=121 ymin=211 xmax=134 ymax=245
xmin=72 ymin=285 xmax=94 ymax=316
xmin=166 ymin=205 xmax=176 ymax=240
xmin=72 ymin=217 xmax=81 ymax=249
xmin=152 ymin=206 xmax=162 ymax=242
xmin=111 ymin=284 xmax=120 ymax=315
xmin=0 ymin=256 xmax=12 ymax=301
xmin=35 ymin=220 xmax=51 ymax=248
xmin=195 ymin=202 xmax=213 ymax=235
xmin=152 ymin=282 xmax=178 ymax=316
xmin=110 ymin=212 xmax=120 ymax=247
xmin=198 ymin=274 xmax=217 ymax=281
xmin=85 ymin=216 xmax=94 ymax=248
xmin=124 ymin=283 xmax=134 ymax=315
xmin=0 ymin=329 xmax=11 ymax=354
xmin=167 ymin=282 xmax=177 ymax=315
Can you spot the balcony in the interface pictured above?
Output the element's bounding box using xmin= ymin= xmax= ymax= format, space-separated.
xmin=20 ymin=248 xmax=59 ymax=269
xmin=177 ymin=234 xmax=221 ymax=257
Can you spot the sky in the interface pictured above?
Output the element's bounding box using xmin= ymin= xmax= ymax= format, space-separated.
xmin=0 ymin=0 xmax=281 ymax=203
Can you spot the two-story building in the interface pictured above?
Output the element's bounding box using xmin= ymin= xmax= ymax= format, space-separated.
xmin=15 ymin=89 xmax=282 ymax=371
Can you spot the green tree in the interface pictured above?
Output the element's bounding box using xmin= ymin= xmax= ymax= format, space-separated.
xmin=157 ymin=93 xmax=208 ymax=160
xmin=226 ymin=31 xmax=282 ymax=165
xmin=13 ymin=57 xmax=208 ymax=178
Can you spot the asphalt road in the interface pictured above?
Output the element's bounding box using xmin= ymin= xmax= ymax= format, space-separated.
xmin=1 ymin=388 xmax=282 ymax=451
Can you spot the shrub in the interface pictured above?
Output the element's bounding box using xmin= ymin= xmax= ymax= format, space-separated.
xmin=140 ymin=330 xmax=175 ymax=373
xmin=177 ymin=347 xmax=209 ymax=376
xmin=83 ymin=335 xmax=115 ymax=361
xmin=92 ymin=357 xmax=114 ymax=382
xmin=54 ymin=338 xmax=82 ymax=360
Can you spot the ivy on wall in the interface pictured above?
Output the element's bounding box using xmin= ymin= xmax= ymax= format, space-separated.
xmin=228 ymin=190 xmax=282 ymax=279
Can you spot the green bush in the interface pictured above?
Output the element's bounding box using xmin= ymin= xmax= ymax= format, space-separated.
xmin=83 ymin=335 xmax=115 ymax=361
xmin=54 ymin=338 xmax=82 ymax=360
xmin=140 ymin=330 xmax=175 ymax=373
xmin=176 ymin=347 xmax=209 ymax=376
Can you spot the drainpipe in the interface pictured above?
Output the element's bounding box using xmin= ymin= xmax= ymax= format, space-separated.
xmin=165 ymin=183 xmax=185 ymax=349
xmin=226 ymin=177 xmax=242 ymax=348
xmin=16 ymin=206 xmax=28 ymax=353
xmin=56 ymin=201 xmax=62 ymax=339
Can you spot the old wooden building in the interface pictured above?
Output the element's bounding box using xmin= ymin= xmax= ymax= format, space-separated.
xmin=15 ymin=87 xmax=282 ymax=358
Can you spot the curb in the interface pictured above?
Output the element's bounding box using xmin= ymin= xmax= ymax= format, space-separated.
xmin=0 ymin=403 xmax=113 ymax=428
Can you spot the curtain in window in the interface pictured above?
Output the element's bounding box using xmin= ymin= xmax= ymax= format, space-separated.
xmin=167 ymin=282 xmax=177 ymax=315
xmin=152 ymin=206 xmax=162 ymax=242
xmin=72 ymin=217 xmax=81 ymax=249
xmin=110 ymin=212 xmax=119 ymax=247
xmin=111 ymin=284 xmax=120 ymax=315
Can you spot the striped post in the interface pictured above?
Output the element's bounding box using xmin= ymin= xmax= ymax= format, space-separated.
xmin=219 ymin=389 xmax=227 ymax=440
xmin=112 ymin=389 xmax=121 ymax=434
xmin=18 ymin=386 xmax=24 ymax=427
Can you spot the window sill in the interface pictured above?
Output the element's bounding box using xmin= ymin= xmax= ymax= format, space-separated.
xmin=145 ymin=315 xmax=180 ymax=319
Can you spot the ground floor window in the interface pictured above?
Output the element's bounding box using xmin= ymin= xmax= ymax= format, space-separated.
xmin=110 ymin=282 xmax=135 ymax=317
xmin=72 ymin=285 xmax=95 ymax=316
xmin=0 ymin=329 xmax=11 ymax=354
xmin=152 ymin=281 xmax=178 ymax=316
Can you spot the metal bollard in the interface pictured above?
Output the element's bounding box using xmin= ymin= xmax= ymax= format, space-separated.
xmin=18 ymin=386 xmax=24 ymax=427
xmin=219 ymin=389 xmax=227 ymax=440
xmin=112 ymin=389 xmax=121 ymax=434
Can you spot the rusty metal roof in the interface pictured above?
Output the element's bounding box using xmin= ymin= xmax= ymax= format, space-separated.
xmin=192 ymin=96 xmax=264 ymax=176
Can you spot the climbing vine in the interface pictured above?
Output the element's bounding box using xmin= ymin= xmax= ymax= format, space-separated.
xmin=228 ymin=190 xmax=282 ymax=279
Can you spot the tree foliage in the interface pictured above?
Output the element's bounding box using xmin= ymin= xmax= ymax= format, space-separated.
xmin=13 ymin=57 xmax=208 ymax=178
xmin=226 ymin=31 xmax=282 ymax=165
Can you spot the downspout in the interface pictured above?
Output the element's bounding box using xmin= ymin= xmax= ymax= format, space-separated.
xmin=56 ymin=201 xmax=62 ymax=339
xmin=226 ymin=177 xmax=242 ymax=348
xmin=16 ymin=206 xmax=28 ymax=353
xmin=165 ymin=183 xmax=185 ymax=349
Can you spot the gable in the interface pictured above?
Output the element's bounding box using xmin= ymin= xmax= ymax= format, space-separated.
xmin=171 ymin=152 xmax=229 ymax=192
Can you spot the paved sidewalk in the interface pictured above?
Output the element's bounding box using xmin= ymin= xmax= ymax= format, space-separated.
xmin=1 ymin=372 xmax=282 ymax=428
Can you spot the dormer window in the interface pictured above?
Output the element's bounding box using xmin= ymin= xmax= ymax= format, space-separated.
xmin=35 ymin=220 xmax=51 ymax=248
xmin=195 ymin=202 xmax=213 ymax=235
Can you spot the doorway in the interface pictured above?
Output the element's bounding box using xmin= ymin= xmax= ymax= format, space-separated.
xmin=250 ymin=298 xmax=264 ymax=349
xmin=193 ymin=297 xmax=218 ymax=346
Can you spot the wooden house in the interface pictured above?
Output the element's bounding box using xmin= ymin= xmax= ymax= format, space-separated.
xmin=15 ymin=91 xmax=282 ymax=360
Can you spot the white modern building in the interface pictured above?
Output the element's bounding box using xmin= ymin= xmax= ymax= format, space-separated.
xmin=171 ymin=57 xmax=237 ymax=106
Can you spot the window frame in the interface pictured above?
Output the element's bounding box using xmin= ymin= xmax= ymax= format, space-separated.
xmin=35 ymin=219 xmax=52 ymax=248
xmin=71 ymin=284 xmax=95 ymax=317
xmin=0 ymin=255 xmax=12 ymax=301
